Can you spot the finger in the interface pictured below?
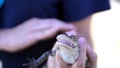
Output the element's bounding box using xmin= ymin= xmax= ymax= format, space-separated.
xmin=32 ymin=19 xmax=75 ymax=40
xmin=33 ymin=24 xmax=52 ymax=31
xmin=57 ymin=23 xmax=76 ymax=32
xmin=78 ymin=37 xmax=87 ymax=62
xmin=32 ymin=28 xmax=58 ymax=40
xmin=47 ymin=42 xmax=59 ymax=68
xmin=47 ymin=53 xmax=56 ymax=68
xmin=32 ymin=20 xmax=53 ymax=31
xmin=87 ymin=46 xmax=97 ymax=68
xmin=47 ymin=55 xmax=56 ymax=68
xmin=49 ymin=19 xmax=76 ymax=32
xmin=73 ymin=37 xmax=86 ymax=68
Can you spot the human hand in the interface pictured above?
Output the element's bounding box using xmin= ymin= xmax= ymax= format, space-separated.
xmin=0 ymin=18 xmax=75 ymax=52
xmin=47 ymin=32 xmax=97 ymax=68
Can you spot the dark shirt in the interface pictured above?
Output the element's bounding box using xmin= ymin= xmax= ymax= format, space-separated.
xmin=0 ymin=0 xmax=110 ymax=68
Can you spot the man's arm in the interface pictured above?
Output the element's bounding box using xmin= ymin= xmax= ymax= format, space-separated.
xmin=71 ymin=16 xmax=93 ymax=47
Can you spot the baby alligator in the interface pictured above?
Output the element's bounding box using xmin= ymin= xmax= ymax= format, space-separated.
xmin=23 ymin=33 xmax=90 ymax=68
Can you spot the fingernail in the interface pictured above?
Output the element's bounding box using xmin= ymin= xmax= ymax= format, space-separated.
xmin=78 ymin=37 xmax=85 ymax=46
xmin=65 ymin=30 xmax=77 ymax=36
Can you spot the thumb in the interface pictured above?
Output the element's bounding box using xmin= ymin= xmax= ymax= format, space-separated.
xmin=73 ymin=37 xmax=87 ymax=68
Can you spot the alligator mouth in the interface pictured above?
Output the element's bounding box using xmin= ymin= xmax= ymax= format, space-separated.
xmin=56 ymin=34 xmax=76 ymax=48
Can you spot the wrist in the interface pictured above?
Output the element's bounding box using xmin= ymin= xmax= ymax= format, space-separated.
xmin=0 ymin=29 xmax=13 ymax=52
xmin=0 ymin=30 xmax=7 ymax=51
